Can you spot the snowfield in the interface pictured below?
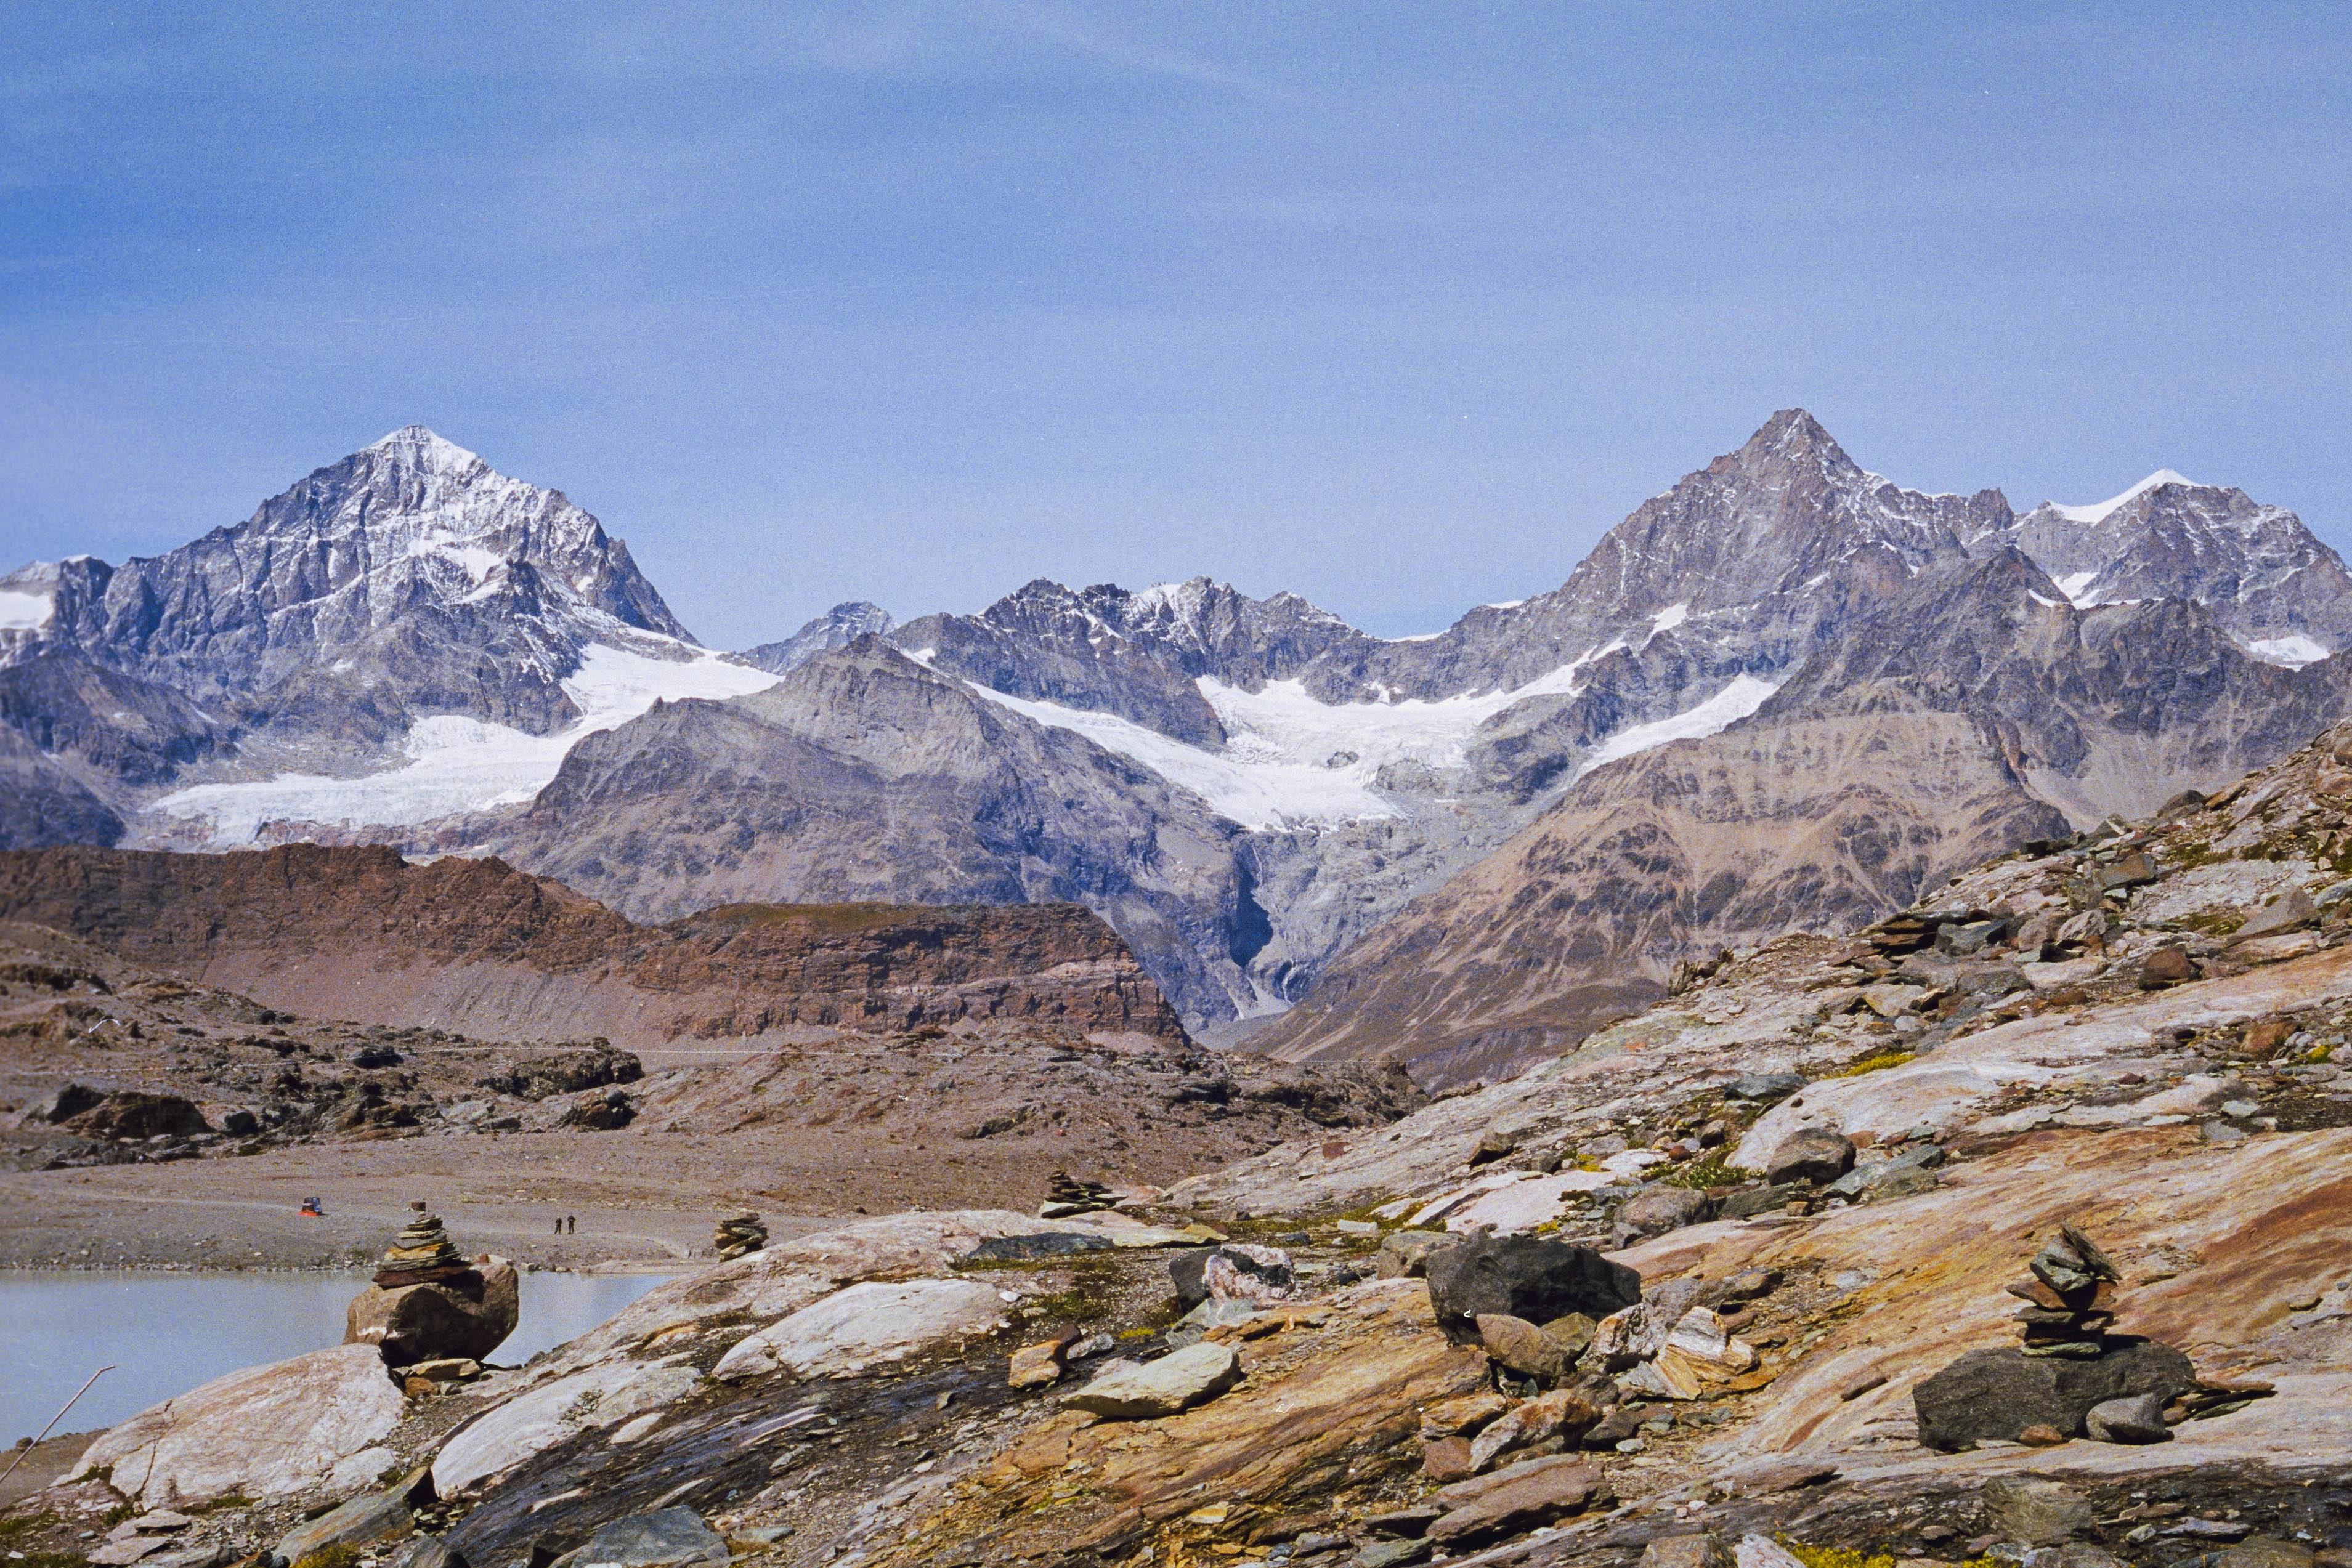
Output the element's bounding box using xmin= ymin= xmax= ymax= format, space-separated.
xmin=147 ymin=643 xmax=778 ymax=843
xmin=963 ymin=660 xmax=1776 ymax=831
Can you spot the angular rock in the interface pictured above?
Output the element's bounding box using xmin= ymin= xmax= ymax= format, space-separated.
xmin=2138 ymin=947 xmax=2196 ymax=988
xmin=712 ymin=1277 xmax=1007 ymax=1381
xmin=75 ymin=1344 xmax=406 ymax=1508
xmin=1063 ymin=1341 xmax=1242 ymax=1421
xmin=1421 ymin=1436 xmax=1476 ymax=1481
xmin=1734 ymin=1538 xmax=1807 ymax=1568
xmin=1764 ymin=1127 xmax=1855 ymax=1185
xmin=1724 ymin=1073 xmax=1803 ymax=1103
xmin=1374 ymin=1230 xmax=1453 ymax=1280
xmin=1425 ymin=1233 xmax=1641 ymax=1332
xmin=2236 ymin=887 xmax=2317 ymax=942
xmin=1981 ymin=1476 xmax=2094 ymax=1545
xmin=1427 ymin=1455 xmax=1609 ymax=1548
xmin=381 ymin=1537 xmax=465 ymax=1568
xmin=570 ymin=1508 xmax=729 ymax=1568
xmin=1644 ymin=1535 xmax=1734 ymax=1568
xmin=271 ymin=1482 xmax=415 ymax=1565
xmin=1915 ymin=1341 xmax=2194 ymax=1449
xmin=1419 ymin=1389 xmax=1511 ymax=1440
xmin=1613 ymin=1184 xmax=1714 ymax=1246
xmin=1477 ymin=1314 xmax=1569 ymax=1382
xmin=2085 ymin=1391 xmax=2172 ymax=1444
xmin=1008 ymin=1333 xmax=1076 ymax=1390
xmin=1204 ymin=1242 xmax=1295 ymax=1305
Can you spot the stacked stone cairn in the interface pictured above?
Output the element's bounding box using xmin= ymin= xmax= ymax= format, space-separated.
xmin=714 ymin=1213 xmax=768 ymax=1260
xmin=2006 ymin=1220 xmax=2122 ymax=1357
xmin=374 ymin=1203 xmax=475 ymax=1291
xmin=1040 ymin=1169 xmax=1116 ymax=1218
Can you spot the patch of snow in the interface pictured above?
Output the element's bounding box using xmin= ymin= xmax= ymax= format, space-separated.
xmin=967 ymin=685 xmax=1397 ymax=830
xmin=2049 ymin=469 xmax=2197 ymax=525
xmin=1482 ymin=599 xmax=1525 ymax=611
xmin=1386 ymin=631 xmax=1445 ymax=643
xmin=1647 ymin=602 xmax=1689 ymax=640
xmin=0 ymin=589 xmax=55 ymax=631
xmin=148 ymin=642 xmax=779 ymax=842
xmin=2053 ymin=570 xmax=2102 ymax=608
xmin=2026 ymin=591 xmax=2062 ymax=608
xmin=956 ymin=640 xmax=1725 ymax=831
xmin=2240 ymin=633 xmax=2331 ymax=669
xmin=1575 ymin=674 xmax=1780 ymax=778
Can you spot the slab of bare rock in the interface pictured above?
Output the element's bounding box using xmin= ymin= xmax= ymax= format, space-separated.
xmin=1643 ymin=1535 xmax=1734 ymax=1568
xmin=1982 ymin=1476 xmax=2094 ymax=1545
xmin=1358 ymin=1541 xmax=1435 ymax=1568
xmin=2212 ymin=1539 xmax=2318 ymax=1568
xmin=1063 ymin=1341 xmax=1242 ymax=1420
xmin=1915 ymin=1341 xmax=2192 ymax=1449
xmin=63 ymin=1091 xmax=208 ymax=1141
xmin=431 ymin=1362 xmax=704 ymax=1497
xmin=1764 ymin=1127 xmax=1855 ymax=1184
xmin=2138 ymin=946 xmax=2196 ymax=988
xmin=1719 ymin=1183 xmax=1810 ymax=1219
xmin=270 ymin=1481 xmax=415 ymax=1565
xmin=1477 ymin=1314 xmax=1570 ymax=1381
xmin=713 ymin=1277 xmax=1006 ymax=1381
xmin=1425 ymin=1233 xmax=1641 ymax=1332
xmin=75 ymin=1343 xmax=405 ymax=1508
xmin=2236 ymin=886 xmax=2318 ymax=942
xmin=2085 ymin=1390 xmax=2172 ymax=1444
xmin=1169 ymin=1247 xmax=1216 ymax=1307
xmin=381 ymin=1538 xmax=464 ymax=1568
xmin=1376 ymin=1229 xmax=1453 ymax=1279
xmin=1613 ymin=1184 xmax=1714 ymax=1245
xmin=1427 ymin=1455 xmax=1609 ymax=1548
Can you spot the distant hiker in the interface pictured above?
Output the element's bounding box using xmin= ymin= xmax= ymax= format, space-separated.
xmin=553 ymin=1218 xmax=562 ymax=1235
xmin=566 ymin=1215 xmax=577 ymax=1234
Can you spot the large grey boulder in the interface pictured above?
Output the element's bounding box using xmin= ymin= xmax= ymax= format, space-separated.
xmin=1914 ymin=1341 xmax=2194 ymax=1449
xmin=346 ymin=1258 xmax=519 ymax=1368
xmin=1613 ymin=1185 xmax=1714 ymax=1245
xmin=1425 ymin=1234 xmax=1641 ymax=1333
xmin=1063 ymin=1342 xmax=1242 ymax=1420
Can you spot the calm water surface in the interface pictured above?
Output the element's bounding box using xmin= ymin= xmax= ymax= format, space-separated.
xmin=0 ymin=1271 xmax=675 ymax=1442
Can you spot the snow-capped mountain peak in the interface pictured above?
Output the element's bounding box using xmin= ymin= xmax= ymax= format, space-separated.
xmin=2048 ymin=468 xmax=2199 ymax=525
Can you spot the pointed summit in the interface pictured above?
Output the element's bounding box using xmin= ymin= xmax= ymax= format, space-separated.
xmin=363 ymin=425 xmax=486 ymax=474
xmin=1731 ymin=408 xmax=1858 ymax=477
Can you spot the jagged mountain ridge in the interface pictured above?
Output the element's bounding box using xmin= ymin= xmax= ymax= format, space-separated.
xmin=4 ymin=411 xmax=2350 ymax=1053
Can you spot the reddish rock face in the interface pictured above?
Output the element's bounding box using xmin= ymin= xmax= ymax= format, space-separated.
xmin=0 ymin=844 xmax=1186 ymax=1045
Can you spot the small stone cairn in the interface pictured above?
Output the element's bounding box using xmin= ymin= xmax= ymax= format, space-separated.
xmin=2006 ymin=1220 xmax=2122 ymax=1358
xmin=374 ymin=1202 xmax=476 ymax=1290
xmin=1040 ymin=1169 xmax=1115 ymax=1218
xmin=714 ymin=1212 xmax=768 ymax=1260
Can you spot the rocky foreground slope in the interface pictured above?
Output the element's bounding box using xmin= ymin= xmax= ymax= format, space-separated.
xmin=16 ymin=722 xmax=2352 ymax=1568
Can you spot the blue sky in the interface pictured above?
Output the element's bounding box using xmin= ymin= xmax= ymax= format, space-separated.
xmin=3 ymin=3 xmax=2348 ymax=647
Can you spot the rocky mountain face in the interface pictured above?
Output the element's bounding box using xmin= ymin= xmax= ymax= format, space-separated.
xmin=7 ymin=412 xmax=2350 ymax=1055
xmin=0 ymin=843 xmax=1185 ymax=1045
xmin=0 ymin=428 xmax=766 ymax=843
xmin=740 ymin=601 xmax=895 ymax=675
